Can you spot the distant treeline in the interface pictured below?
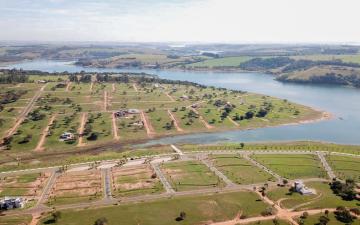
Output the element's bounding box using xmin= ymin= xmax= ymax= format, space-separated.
xmin=277 ymin=73 xmax=360 ymax=87
xmin=239 ymin=57 xmax=360 ymax=72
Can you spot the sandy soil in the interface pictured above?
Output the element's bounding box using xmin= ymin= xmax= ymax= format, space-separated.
xmin=77 ymin=112 xmax=87 ymax=147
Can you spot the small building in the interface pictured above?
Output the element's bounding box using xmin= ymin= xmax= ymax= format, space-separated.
xmin=37 ymin=80 xmax=47 ymax=84
xmin=0 ymin=197 xmax=25 ymax=210
xmin=180 ymin=95 xmax=189 ymax=100
xmin=59 ymin=132 xmax=76 ymax=141
xmin=294 ymin=180 xmax=316 ymax=195
xmin=114 ymin=109 xmax=140 ymax=118
xmin=130 ymin=121 xmax=144 ymax=127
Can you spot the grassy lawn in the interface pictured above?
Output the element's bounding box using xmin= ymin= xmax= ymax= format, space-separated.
xmin=186 ymin=56 xmax=252 ymax=68
xmin=146 ymin=109 xmax=177 ymax=135
xmin=0 ymin=214 xmax=32 ymax=225
xmin=326 ymin=155 xmax=360 ymax=182
xmin=41 ymin=191 xmax=269 ymax=225
xmin=297 ymin=212 xmax=355 ymax=225
xmin=267 ymin=181 xmax=359 ymax=210
xmin=180 ymin=141 xmax=360 ymax=155
xmin=83 ymin=112 xmax=113 ymax=144
xmin=111 ymin=165 xmax=164 ymax=197
xmin=9 ymin=115 xmax=51 ymax=151
xmin=210 ymin=154 xmax=275 ymax=184
xmin=251 ymin=154 xmax=327 ymax=179
xmin=44 ymin=113 xmax=80 ymax=150
xmin=161 ymin=160 xmax=225 ymax=191
xmin=172 ymin=109 xmax=206 ymax=132
xmin=116 ymin=114 xmax=148 ymax=141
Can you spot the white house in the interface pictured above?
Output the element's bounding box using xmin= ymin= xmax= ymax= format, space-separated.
xmin=294 ymin=180 xmax=316 ymax=195
xmin=0 ymin=197 xmax=25 ymax=210
xmin=59 ymin=132 xmax=75 ymax=141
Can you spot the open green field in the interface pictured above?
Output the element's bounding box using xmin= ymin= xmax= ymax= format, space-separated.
xmin=297 ymin=212 xmax=356 ymax=225
xmin=210 ymin=154 xmax=275 ymax=184
xmin=186 ymin=56 xmax=252 ymax=68
xmin=83 ymin=112 xmax=113 ymax=144
xmin=180 ymin=141 xmax=360 ymax=155
xmin=161 ymin=160 xmax=225 ymax=191
xmin=44 ymin=113 xmax=80 ymax=150
xmin=116 ymin=114 xmax=148 ymax=141
xmin=0 ymin=214 xmax=32 ymax=225
xmin=252 ymin=154 xmax=327 ymax=179
xmin=267 ymin=181 xmax=359 ymax=210
xmin=111 ymin=164 xmax=164 ymax=197
xmin=326 ymin=155 xmax=360 ymax=182
xmin=40 ymin=191 xmax=269 ymax=225
xmin=291 ymin=54 xmax=360 ymax=64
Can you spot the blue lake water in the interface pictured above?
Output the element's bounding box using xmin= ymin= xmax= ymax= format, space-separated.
xmin=3 ymin=60 xmax=360 ymax=145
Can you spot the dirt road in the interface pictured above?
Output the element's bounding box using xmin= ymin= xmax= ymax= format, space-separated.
xmin=34 ymin=115 xmax=56 ymax=152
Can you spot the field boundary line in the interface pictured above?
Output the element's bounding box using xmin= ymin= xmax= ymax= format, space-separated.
xmin=167 ymin=110 xmax=183 ymax=132
xmin=150 ymin=163 xmax=175 ymax=193
xmin=243 ymin=154 xmax=283 ymax=182
xmin=111 ymin=113 xmax=120 ymax=141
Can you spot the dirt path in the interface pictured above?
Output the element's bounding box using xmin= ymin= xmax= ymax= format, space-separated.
xmin=165 ymin=92 xmax=175 ymax=102
xmin=111 ymin=113 xmax=120 ymax=141
xmin=29 ymin=213 xmax=40 ymax=225
xmin=104 ymin=91 xmax=108 ymax=111
xmin=132 ymin=83 xmax=138 ymax=92
xmin=191 ymin=108 xmax=214 ymax=129
xmin=112 ymin=83 xmax=116 ymax=92
xmin=3 ymin=84 xmax=47 ymax=139
xmin=90 ymin=82 xmax=94 ymax=91
xmin=77 ymin=112 xmax=87 ymax=147
xmin=140 ymin=111 xmax=155 ymax=137
xmin=34 ymin=115 xmax=56 ymax=152
xmin=167 ymin=110 xmax=183 ymax=132
xmin=228 ymin=117 xmax=239 ymax=127
xmin=65 ymin=82 xmax=71 ymax=91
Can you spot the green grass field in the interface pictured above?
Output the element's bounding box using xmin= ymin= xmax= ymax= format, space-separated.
xmin=210 ymin=154 xmax=275 ymax=184
xmin=40 ymin=191 xmax=269 ymax=225
xmin=0 ymin=214 xmax=32 ymax=225
xmin=161 ymin=160 xmax=225 ymax=191
xmin=297 ymin=212 xmax=354 ymax=225
xmin=326 ymin=155 xmax=360 ymax=182
xmin=267 ymin=181 xmax=359 ymax=210
xmin=186 ymin=56 xmax=252 ymax=68
xmin=252 ymin=154 xmax=327 ymax=179
xmin=0 ymin=173 xmax=46 ymax=198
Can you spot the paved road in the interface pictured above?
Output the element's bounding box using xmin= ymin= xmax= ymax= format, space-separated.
xmin=243 ymin=154 xmax=283 ymax=182
xmin=200 ymin=156 xmax=237 ymax=187
xmin=150 ymin=163 xmax=175 ymax=193
xmin=316 ymin=151 xmax=336 ymax=179
xmin=36 ymin=170 xmax=58 ymax=207
xmin=102 ymin=169 xmax=113 ymax=200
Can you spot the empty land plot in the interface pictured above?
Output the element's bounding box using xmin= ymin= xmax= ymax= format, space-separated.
xmin=146 ymin=109 xmax=177 ymax=135
xmin=28 ymin=75 xmax=68 ymax=82
xmin=43 ymin=113 xmax=81 ymax=150
xmin=111 ymin=164 xmax=163 ymax=197
xmin=40 ymin=191 xmax=268 ymax=225
xmin=210 ymin=155 xmax=275 ymax=184
xmin=297 ymin=212 xmax=352 ymax=225
xmin=161 ymin=160 xmax=225 ymax=191
xmin=9 ymin=114 xmax=51 ymax=151
xmin=47 ymin=169 xmax=102 ymax=206
xmin=115 ymin=114 xmax=148 ymax=141
xmin=171 ymin=108 xmax=206 ymax=132
xmin=326 ymin=155 xmax=360 ymax=182
xmin=197 ymin=107 xmax=237 ymax=129
xmin=0 ymin=173 xmax=49 ymax=202
xmin=252 ymin=154 xmax=327 ymax=179
xmin=0 ymin=214 xmax=32 ymax=225
xmin=267 ymin=181 xmax=359 ymax=210
xmin=83 ymin=112 xmax=113 ymax=144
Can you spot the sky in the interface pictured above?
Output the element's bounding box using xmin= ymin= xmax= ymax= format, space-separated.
xmin=0 ymin=0 xmax=359 ymax=43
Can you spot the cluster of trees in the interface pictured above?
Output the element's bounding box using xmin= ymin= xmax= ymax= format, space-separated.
xmin=239 ymin=57 xmax=360 ymax=73
xmin=330 ymin=179 xmax=357 ymax=201
xmin=28 ymin=109 xmax=46 ymax=121
xmin=0 ymin=90 xmax=27 ymax=106
xmin=0 ymin=73 xmax=29 ymax=83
